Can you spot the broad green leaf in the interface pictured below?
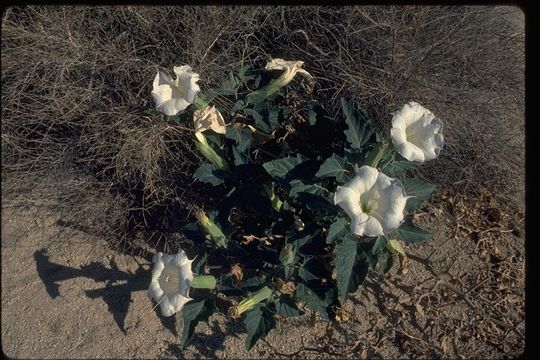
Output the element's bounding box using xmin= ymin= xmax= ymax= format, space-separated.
xmin=289 ymin=180 xmax=328 ymax=198
xmin=193 ymin=163 xmax=224 ymax=186
xmin=279 ymin=243 xmax=295 ymax=265
xmin=315 ymin=154 xmax=350 ymax=182
xmin=333 ymin=234 xmax=369 ymax=302
xmin=284 ymin=265 xmax=295 ymax=280
xmin=325 ymin=217 xmax=348 ymax=244
xmin=299 ymin=267 xmax=319 ymax=281
xmin=232 ymin=100 xmax=246 ymax=112
xmin=181 ymin=299 xmax=215 ymax=348
xmin=376 ymin=251 xmax=394 ymax=278
xmin=401 ymin=178 xmax=435 ymax=211
xmin=262 ymin=154 xmax=308 ymax=187
xmin=244 ymin=304 xmax=276 ymax=351
xmin=341 ymin=98 xmax=374 ymax=151
xmin=371 ymin=236 xmax=387 ymax=256
xmin=397 ymin=219 xmax=432 ymax=244
xmin=295 ymin=283 xmax=329 ymax=320
xmin=243 ymin=108 xmax=263 ymax=124
xmin=297 ymin=192 xmax=338 ymax=216
xmin=281 ymin=105 xmax=293 ymax=120
xmin=382 ymin=160 xmax=420 ymax=178
xmin=277 ymin=295 xmax=301 ymax=317
xmin=226 ymin=127 xmax=253 ymax=165
xmin=246 ymin=103 xmax=281 ymax=133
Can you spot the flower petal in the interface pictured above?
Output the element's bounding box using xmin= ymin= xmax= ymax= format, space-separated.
xmin=350 ymin=213 xmax=384 ymax=237
xmin=160 ymin=294 xmax=192 ymax=317
xmin=151 ymin=252 xmax=165 ymax=281
xmin=168 ymin=250 xmax=190 ymax=267
xmin=334 ymin=185 xmax=362 ymax=218
xmin=390 ymin=127 xmax=407 ymax=146
xmin=396 ymin=142 xmax=425 ymax=162
xmin=159 ymin=295 xmax=176 ymax=317
xmin=194 ymin=106 xmax=227 ymax=134
xmin=151 ymin=84 xmax=173 ymax=107
xmin=372 ymin=176 xmax=407 ymax=232
xmin=348 ymin=166 xmax=379 ymax=194
xmin=148 ymin=280 xmax=164 ymax=300
xmin=173 ymin=65 xmax=200 ymax=103
xmin=156 ymin=98 xmax=191 ymax=116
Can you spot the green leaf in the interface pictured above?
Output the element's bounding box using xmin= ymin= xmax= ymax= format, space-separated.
xmin=376 ymin=251 xmax=394 ymax=278
xmin=397 ymin=219 xmax=432 ymax=244
xmin=284 ymin=265 xmax=295 ymax=280
xmin=279 ymin=243 xmax=296 ymax=265
xmin=315 ymin=154 xmax=350 ymax=183
xmin=262 ymin=154 xmax=308 ymax=187
xmin=382 ymin=160 xmax=420 ymax=178
xmin=193 ymin=163 xmax=224 ymax=186
xmin=371 ymin=236 xmax=387 ymax=256
xmin=232 ymin=99 xmax=246 ymax=112
xmin=333 ymin=234 xmax=369 ymax=302
xmin=244 ymin=304 xmax=276 ymax=351
xmin=401 ymin=178 xmax=435 ymax=211
xmin=277 ymin=295 xmax=301 ymax=317
xmin=298 ymin=268 xmax=319 ymax=281
xmin=326 ymin=217 xmax=348 ymax=244
xmin=295 ymin=283 xmax=329 ymax=320
xmin=341 ymin=98 xmax=374 ymax=151
xmin=289 ymin=180 xmax=328 ymax=198
xmin=297 ymin=192 xmax=338 ymax=216
xmin=181 ymin=299 xmax=215 ymax=348
xmin=226 ymin=127 xmax=253 ymax=165
xmin=245 ymin=104 xmax=281 ymax=133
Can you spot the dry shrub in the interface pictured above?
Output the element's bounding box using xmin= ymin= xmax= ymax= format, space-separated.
xmin=1 ymin=6 xmax=524 ymax=251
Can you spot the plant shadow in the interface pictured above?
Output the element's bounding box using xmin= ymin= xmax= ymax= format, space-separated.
xmin=34 ymin=248 xmax=176 ymax=336
xmin=164 ymin=318 xmax=244 ymax=358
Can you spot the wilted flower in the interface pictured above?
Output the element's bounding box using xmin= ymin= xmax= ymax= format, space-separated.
xmin=148 ymin=250 xmax=194 ymax=317
xmin=193 ymin=105 xmax=226 ymax=135
xmin=151 ymin=65 xmax=200 ymax=116
xmin=334 ymin=166 xmax=408 ymax=237
xmin=390 ymin=102 xmax=444 ymax=162
xmin=265 ymin=58 xmax=313 ymax=88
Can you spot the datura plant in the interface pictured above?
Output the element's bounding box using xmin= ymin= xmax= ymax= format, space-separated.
xmin=146 ymin=58 xmax=444 ymax=351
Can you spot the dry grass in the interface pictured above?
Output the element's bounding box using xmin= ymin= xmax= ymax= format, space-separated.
xmin=1 ymin=5 xmax=524 ymax=247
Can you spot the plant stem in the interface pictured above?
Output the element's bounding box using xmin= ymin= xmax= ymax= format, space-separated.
xmin=194 ymin=131 xmax=230 ymax=171
xmin=263 ymin=184 xmax=283 ymax=211
xmin=196 ymin=210 xmax=228 ymax=248
xmin=190 ymin=275 xmax=217 ymax=289
xmin=194 ymin=95 xmax=209 ymax=110
xmin=228 ymin=286 xmax=272 ymax=318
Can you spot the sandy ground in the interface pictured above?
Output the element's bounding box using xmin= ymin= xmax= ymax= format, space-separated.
xmin=1 ymin=180 xmax=525 ymax=358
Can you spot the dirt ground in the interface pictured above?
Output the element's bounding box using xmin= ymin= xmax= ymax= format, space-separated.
xmin=1 ymin=6 xmax=525 ymax=359
xmin=1 ymin=178 xmax=525 ymax=359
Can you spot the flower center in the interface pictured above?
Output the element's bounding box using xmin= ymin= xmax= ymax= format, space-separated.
xmin=171 ymin=84 xmax=186 ymax=100
xmin=158 ymin=266 xmax=181 ymax=295
xmin=405 ymin=117 xmax=430 ymax=148
xmin=360 ymin=193 xmax=380 ymax=215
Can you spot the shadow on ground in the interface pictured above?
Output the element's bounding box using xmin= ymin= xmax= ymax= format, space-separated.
xmin=33 ymin=248 xmax=178 ymax=335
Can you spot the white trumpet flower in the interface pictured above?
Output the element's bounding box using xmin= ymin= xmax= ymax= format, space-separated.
xmin=390 ymin=102 xmax=444 ymax=162
xmin=334 ymin=166 xmax=408 ymax=237
xmin=193 ymin=105 xmax=227 ymax=135
xmin=265 ymin=58 xmax=313 ymax=88
xmin=148 ymin=250 xmax=194 ymax=317
xmin=151 ymin=65 xmax=200 ymax=116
